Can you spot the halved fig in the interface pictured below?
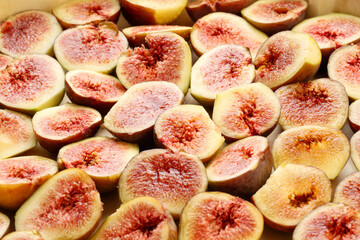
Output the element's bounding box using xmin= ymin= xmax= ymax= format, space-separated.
xmin=241 ymin=0 xmax=308 ymax=34
xmin=348 ymin=99 xmax=360 ymax=132
xmin=65 ymin=70 xmax=126 ymax=114
xmin=206 ymin=136 xmax=273 ymax=197
xmin=91 ymin=196 xmax=177 ymax=240
xmin=0 ymin=212 xmax=10 ymax=239
xmin=32 ymin=103 xmax=102 ymax=152
xmin=0 ymin=109 xmax=36 ymax=159
xmin=119 ymin=149 xmax=208 ymax=219
xmin=54 ymin=22 xmax=128 ymax=73
xmin=58 ymin=136 xmax=139 ymax=192
xmin=273 ymin=126 xmax=350 ymax=180
xmin=120 ymin=0 xmax=187 ymax=25
xmin=190 ymin=12 xmax=268 ymax=58
xmin=0 ymin=53 xmax=12 ymax=70
xmin=254 ymin=31 xmax=321 ymax=90
xmin=2 ymin=231 xmax=43 ymax=240
xmin=275 ymin=78 xmax=349 ymax=130
xmin=0 ymin=54 xmax=65 ymax=115
xmin=179 ymin=192 xmax=263 ymax=240
xmin=0 ymin=10 xmax=62 ymax=57
xmin=334 ymin=172 xmax=360 ymax=209
xmin=53 ymin=0 xmax=121 ymax=29
xmin=252 ymin=163 xmax=331 ymax=231
xmin=0 ymin=156 xmax=58 ymax=210
xmin=350 ymin=130 xmax=360 ymax=170
xmin=116 ymin=31 xmax=191 ymax=94
xmin=328 ymin=43 xmax=360 ymax=100
xmin=190 ymin=44 xmax=255 ymax=106
xmin=154 ymin=104 xmax=225 ymax=162
xmin=15 ymin=168 xmax=103 ymax=240
xmin=104 ymin=81 xmax=184 ymax=143
xmin=212 ymin=83 xmax=281 ymax=141
xmin=293 ymin=203 xmax=360 ymax=239
xmin=292 ymin=13 xmax=360 ymax=56
xmin=122 ymin=25 xmax=192 ymax=46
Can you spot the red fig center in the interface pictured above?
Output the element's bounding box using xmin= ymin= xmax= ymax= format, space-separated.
xmin=289 ymin=188 xmax=317 ymax=208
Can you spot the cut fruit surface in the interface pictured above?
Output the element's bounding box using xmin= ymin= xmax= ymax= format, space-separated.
xmin=0 ymin=54 xmax=12 ymax=70
xmin=2 ymin=231 xmax=43 ymax=240
xmin=0 ymin=212 xmax=10 ymax=239
xmin=350 ymin=130 xmax=360 ymax=170
xmin=348 ymin=99 xmax=360 ymax=132
xmin=334 ymin=172 xmax=360 ymax=209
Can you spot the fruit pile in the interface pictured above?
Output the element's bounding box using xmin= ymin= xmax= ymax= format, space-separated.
xmin=0 ymin=0 xmax=360 ymax=239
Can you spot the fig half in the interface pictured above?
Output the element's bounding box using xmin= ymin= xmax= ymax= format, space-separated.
xmin=91 ymin=196 xmax=177 ymax=240
xmin=334 ymin=172 xmax=360 ymax=209
xmin=179 ymin=192 xmax=264 ymax=240
xmin=349 ymin=99 xmax=360 ymax=132
xmin=0 ymin=212 xmax=10 ymax=239
xmin=2 ymin=231 xmax=43 ymax=240
xmin=0 ymin=53 xmax=12 ymax=70
xmin=15 ymin=168 xmax=103 ymax=240
xmin=350 ymin=130 xmax=360 ymax=170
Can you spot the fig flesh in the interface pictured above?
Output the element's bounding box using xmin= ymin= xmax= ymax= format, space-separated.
xmin=0 ymin=156 xmax=58 ymax=210
xmin=65 ymin=70 xmax=127 ymax=114
xmin=0 ymin=109 xmax=36 ymax=159
xmin=0 ymin=53 xmax=12 ymax=70
xmin=212 ymin=83 xmax=281 ymax=141
xmin=91 ymin=196 xmax=177 ymax=240
xmin=154 ymin=104 xmax=225 ymax=162
xmin=119 ymin=149 xmax=208 ymax=219
xmin=241 ymin=0 xmax=308 ymax=34
xmin=254 ymin=31 xmax=321 ymax=90
xmin=2 ymin=231 xmax=43 ymax=240
xmin=0 ymin=54 xmax=65 ymax=115
xmin=348 ymin=99 xmax=360 ymax=132
xmin=32 ymin=103 xmax=102 ymax=152
xmin=292 ymin=13 xmax=360 ymax=56
xmin=190 ymin=12 xmax=268 ymax=58
xmin=275 ymin=78 xmax=349 ymax=130
xmin=54 ymin=22 xmax=128 ymax=73
xmin=252 ymin=163 xmax=332 ymax=231
xmin=293 ymin=203 xmax=360 ymax=239
xmin=104 ymin=81 xmax=184 ymax=143
xmin=272 ymin=126 xmax=350 ymax=180
xmin=350 ymin=130 xmax=360 ymax=170
xmin=334 ymin=172 xmax=360 ymax=209
xmin=116 ymin=31 xmax=192 ymax=94
xmin=53 ymin=0 xmax=121 ymax=29
xmin=58 ymin=136 xmax=139 ymax=192
xmin=179 ymin=192 xmax=263 ymax=240
xmin=206 ymin=136 xmax=273 ymax=197
xmin=190 ymin=44 xmax=255 ymax=106
xmin=0 ymin=212 xmax=10 ymax=239
xmin=15 ymin=168 xmax=103 ymax=240
xmin=328 ymin=43 xmax=360 ymax=100
xmin=0 ymin=10 xmax=62 ymax=57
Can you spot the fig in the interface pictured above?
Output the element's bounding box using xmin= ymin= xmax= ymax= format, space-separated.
xmin=252 ymin=163 xmax=332 ymax=231
xmin=186 ymin=0 xmax=253 ymax=22
xmin=58 ymin=136 xmax=139 ymax=192
xmin=348 ymin=99 xmax=360 ymax=132
xmin=334 ymin=172 xmax=360 ymax=209
xmin=0 ymin=10 xmax=62 ymax=57
xmin=0 ymin=54 xmax=65 ymax=115
xmin=241 ymin=0 xmax=308 ymax=34
xmin=254 ymin=31 xmax=321 ymax=90
xmin=120 ymin=0 xmax=187 ymax=25
xmin=292 ymin=13 xmax=360 ymax=56
xmin=91 ymin=196 xmax=177 ymax=240
xmin=206 ymin=136 xmax=273 ymax=197
xmin=0 ymin=155 xmax=58 ymax=210
xmin=54 ymin=22 xmax=128 ymax=73
xmin=65 ymin=70 xmax=126 ymax=114
xmin=350 ymin=130 xmax=360 ymax=170
xmin=116 ymin=32 xmax=192 ymax=94
xmin=293 ymin=203 xmax=360 ymax=239
xmin=0 ymin=109 xmax=36 ymax=159
xmin=179 ymin=192 xmax=263 ymax=240
xmin=0 ymin=212 xmax=10 ymax=239
xmin=122 ymin=25 xmax=192 ymax=46
xmin=53 ymin=0 xmax=121 ymax=29
xmin=2 ymin=231 xmax=43 ymax=240
xmin=0 ymin=53 xmax=12 ymax=70
xmin=32 ymin=103 xmax=102 ymax=152
xmin=15 ymin=168 xmax=103 ymax=240
xmin=190 ymin=12 xmax=268 ymax=58
xmin=272 ymin=126 xmax=350 ymax=180
xmin=212 ymin=83 xmax=281 ymax=141
xmin=275 ymin=78 xmax=349 ymax=130
xmin=104 ymin=81 xmax=184 ymax=143
xmin=119 ymin=149 xmax=208 ymax=219
xmin=154 ymin=104 xmax=225 ymax=162
xmin=190 ymin=44 xmax=255 ymax=106
xmin=328 ymin=43 xmax=360 ymax=100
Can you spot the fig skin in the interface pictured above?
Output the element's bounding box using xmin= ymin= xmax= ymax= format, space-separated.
xmin=206 ymin=136 xmax=273 ymax=197
xmin=2 ymin=231 xmax=44 ymax=240
xmin=57 ymin=136 xmax=139 ymax=193
xmin=53 ymin=0 xmax=121 ymax=29
xmin=348 ymin=99 xmax=360 ymax=132
xmin=334 ymin=172 xmax=360 ymax=209
xmin=15 ymin=168 xmax=103 ymax=240
xmin=179 ymin=191 xmax=264 ymax=240
xmin=0 ymin=212 xmax=10 ymax=239
xmin=0 ymin=53 xmax=12 ymax=70
xmin=91 ymin=196 xmax=177 ymax=240
xmin=275 ymin=78 xmax=349 ymax=130
xmin=350 ymin=130 xmax=360 ymax=171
